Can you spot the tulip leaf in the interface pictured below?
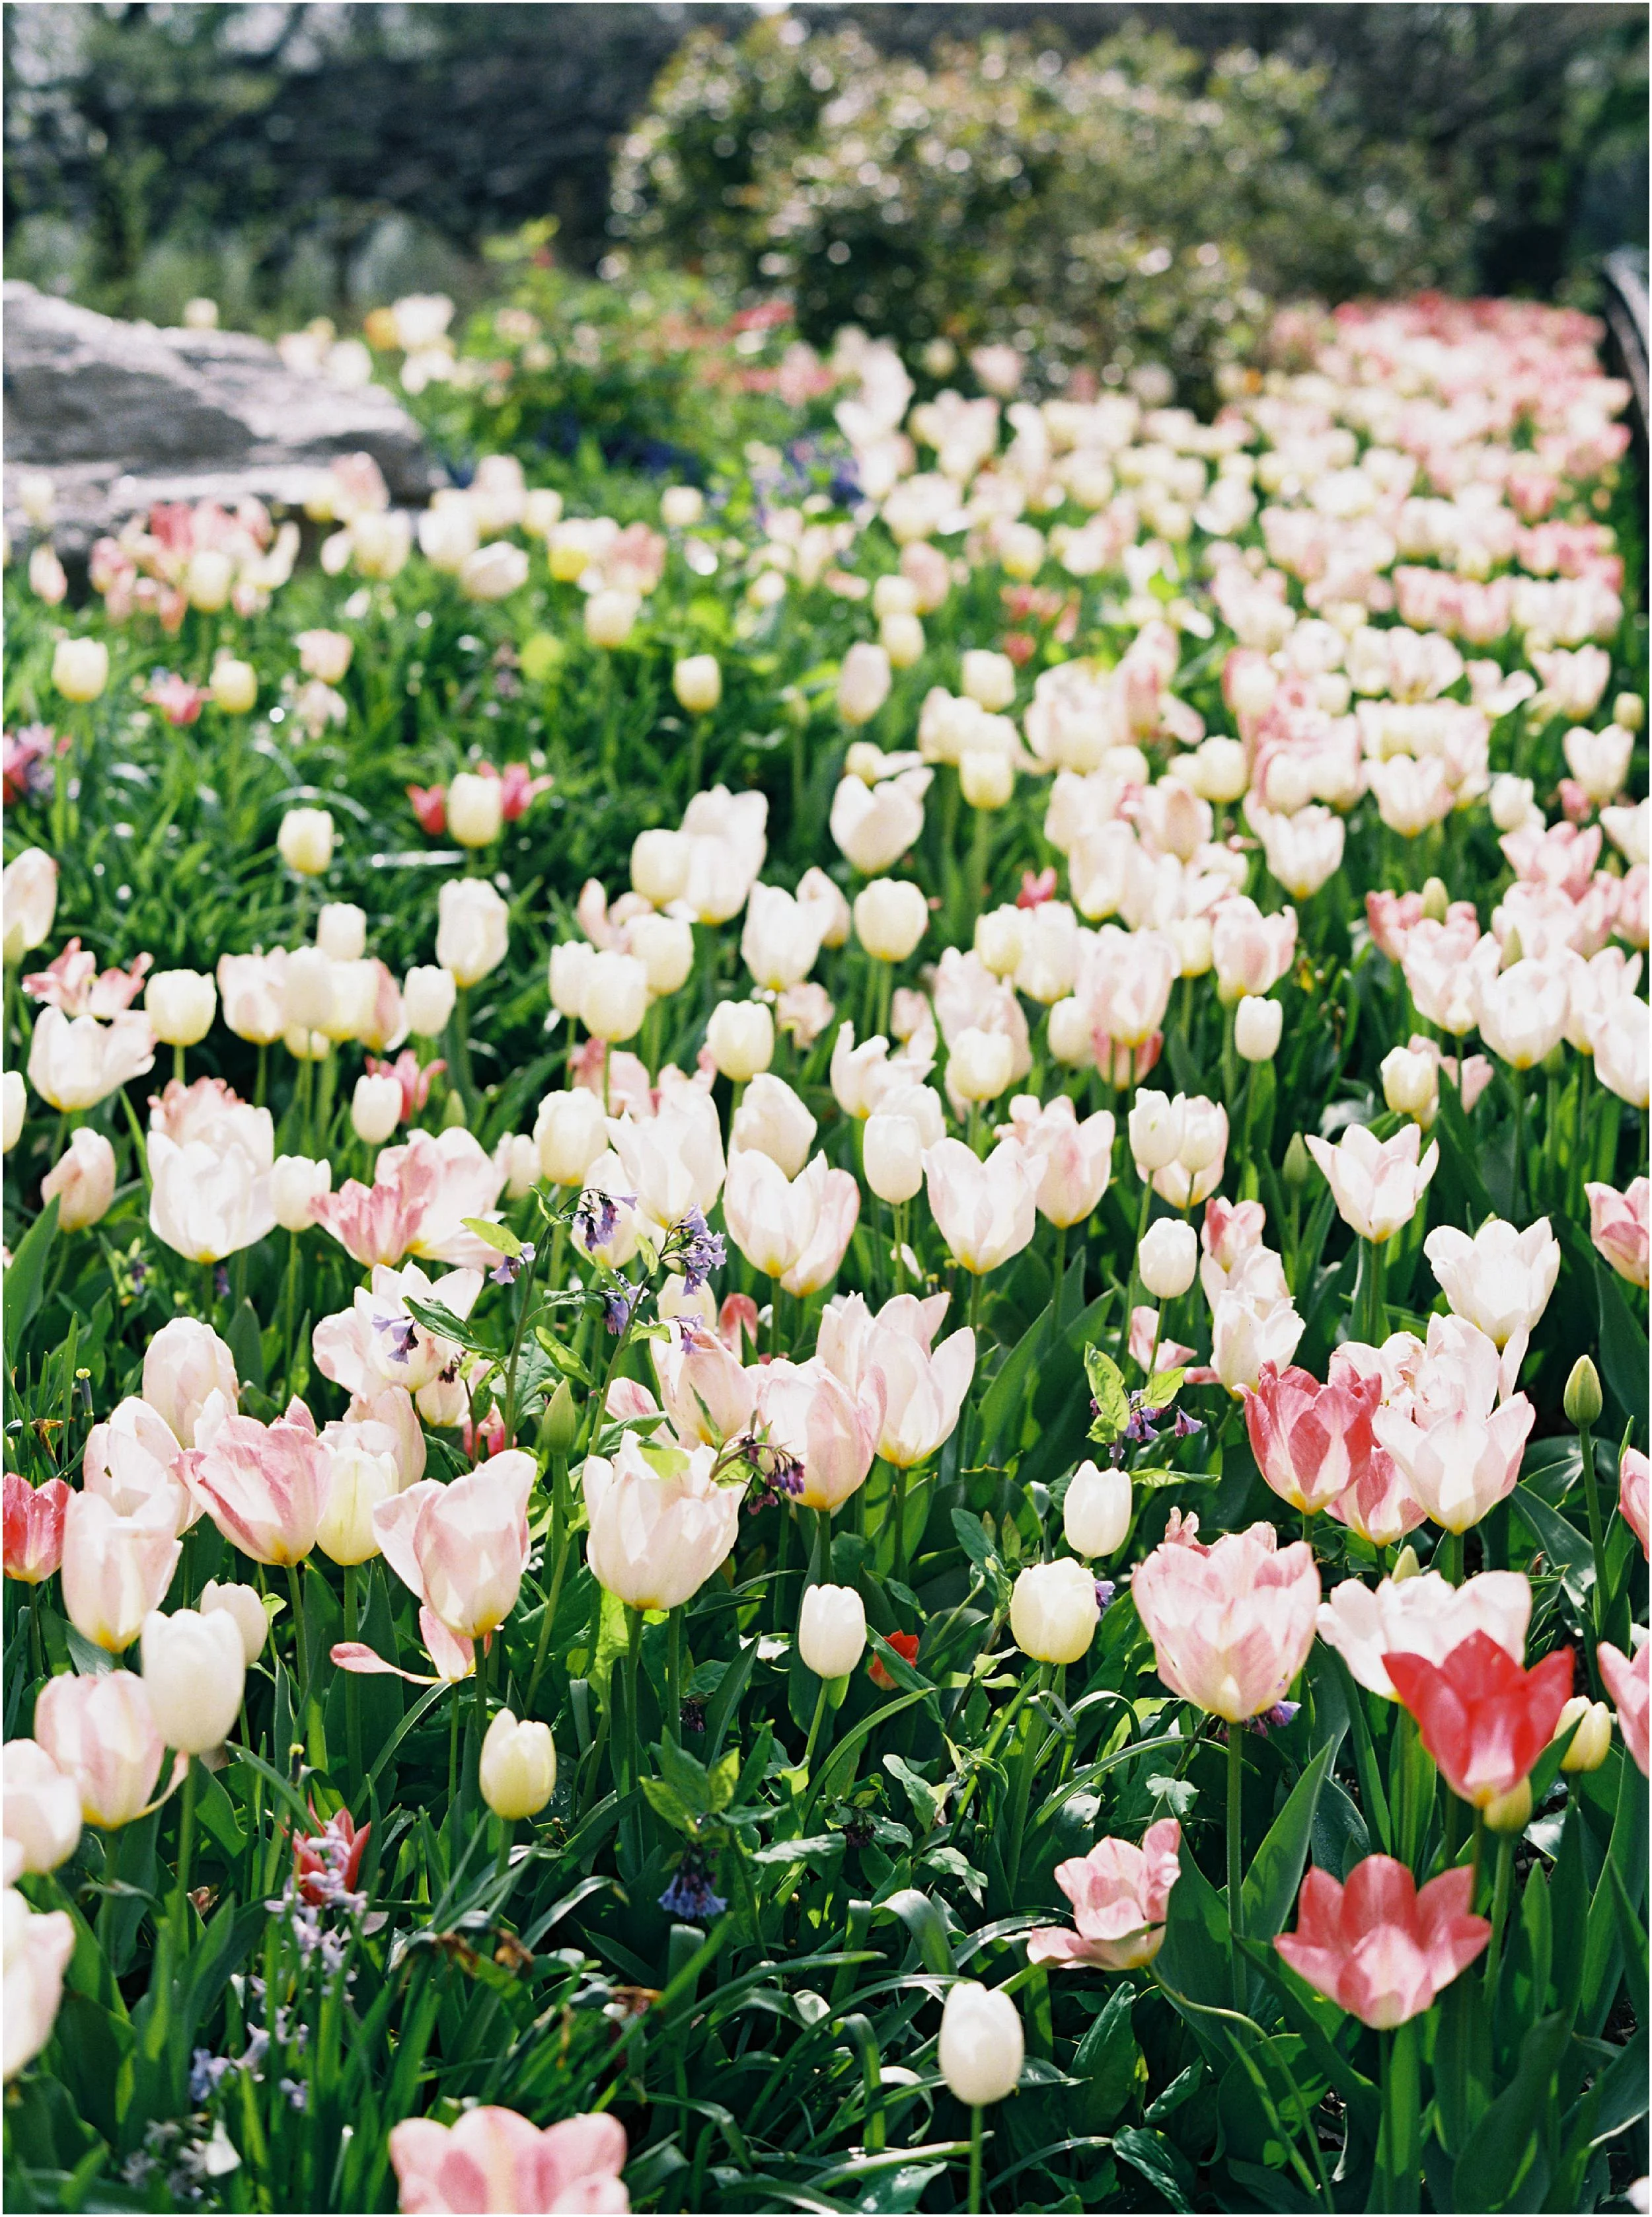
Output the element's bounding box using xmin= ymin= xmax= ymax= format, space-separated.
xmin=874 ymin=1887 xmax=953 ymax=1974
xmin=1450 ymin=2010 xmax=1569 ymax=2210
xmin=1242 ymin=1739 xmax=1335 ymax=1945
xmin=3 ymin=1193 xmax=58 ymax=1360
xmin=462 ymin=1215 xmax=523 ymax=1258
xmin=1593 ymin=1254 xmax=1650 ymax=1443
xmin=1512 ymin=1482 xmax=1595 ymax=1608
xmin=1112 ymin=2126 xmax=1196 ymax=2213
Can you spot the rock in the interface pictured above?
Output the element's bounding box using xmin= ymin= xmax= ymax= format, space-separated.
xmin=2 ymin=282 xmax=441 ymax=554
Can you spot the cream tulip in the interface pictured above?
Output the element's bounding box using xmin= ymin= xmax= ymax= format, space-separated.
xmin=706 ymin=998 xmax=774 ymax=1081
xmin=145 ymin=969 xmax=216 ymax=1047
xmin=1010 ymin=1557 xmax=1100 ymax=1664
xmin=798 ymin=1584 xmax=868 ymax=1680
xmin=278 ymin=808 xmax=334 ymax=877
xmin=139 ymin=1608 xmax=246 ymax=1754
xmin=480 ymin=1710 xmax=557 ymax=1820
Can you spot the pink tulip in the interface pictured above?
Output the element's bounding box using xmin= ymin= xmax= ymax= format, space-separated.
xmin=998 ymin=1094 xmax=1115 ymax=1228
xmin=1209 ymin=1285 xmax=1305 ymax=1393
xmin=1371 ymin=1315 xmax=1534 ymax=1534
xmin=1275 ymin=1858 xmax=1489 ymax=2029
xmin=780 ymin=1166 xmax=860 ymax=1296
xmin=1132 ymin=1521 xmax=1319 ymax=1721
xmin=1621 ymin=1448 xmax=1650 ymax=1559
xmin=314 ymin=1129 xmax=506 ymax=1269
xmin=374 ymin=1452 xmax=534 ymax=1639
xmin=1211 ymin=895 xmax=1296 ymax=1002
xmin=1306 ymin=1122 xmax=1439 ymax=1246
xmin=1027 ymin=1817 xmax=1182 ymax=1971
xmin=83 ymin=1397 xmax=198 ymax=1534
xmin=924 ymin=1137 xmax=1037 ymax=1275
xmin=755 ymin=1357 xmax=885 ymax=1511
xmin=582 ymin=1436 xmax=741 ymax=1612
xmin=816 ymin=1289 xmax=949 ymax=1396
xmin=181 ymin=1402 xmax=333 ymax=1565
xmin=1242 ymin=1361 xmax=1384 ymax=1515
xmin=1199 ymin=1197 xmax=1268 ymax=1305
xmin=3 ymin=1474 xmax=69 ymax=1583
xmin=141 ymin=1316 xmax=239 ymax=1447
xmin=1598 ymin=1641 xmax=1649 ymax=1778
xmin=653 ymin=1327 xmax=758 ymax=1448
xmin=61 ymin=1490 xmax=181 ymax=1653
xmin=1587 ymin=1178 xmax=1650 ymax=1289
xmin=389 ymin=2106 xmax=628 ymax=2215
xmin=1318 ymin=1569 xmax=1530 ymax=1700
xmin=1127 ymin=1305 xmax=1201 ymax=1376
xmin=1322 ymin=1452 xmax=1428 ymax=1550
xmin=862 ymin=1299 xmax=975 ymax=1470
xmin=34 ymin=1671 xmax=165 ymax=1827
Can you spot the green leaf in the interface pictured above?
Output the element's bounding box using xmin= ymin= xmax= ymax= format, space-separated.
xmin=461 ymin=1215 xmax=522 ymax=1258
xmin=1155 ymin=1836 xmax=1232 ymax=2010
xmin=1084 ymin=1345 xmax=1129 ymax=1445
xmin=1072 ymin=1982 xmax=1141 ymax=2133
xmin=657 ymin=1737 xmax=712 ymax=1817
xmin=1451 ymin=2012 xmax=1569 ymax=2210
xmin=404 ymin=1296 xmax=494 ymax=1357
xmin=748 ymin=1832 xmax=845 ymax=1865
xmin=1112 ymin=2126 xmax=1195 ymax=2212
xmin=1513 ymin=1482 xmax=1595 ymax=1608
xmin=1242 ymin=1740 xmax=1335 ymax=1944
xmin=226 ymin=1296 xmax=265 ymax=1392
xmin=1595 ymin=1255 xmax=1651 ymax=1441
xmin=4 ymin=1195 xmax=59 ymax=1359
xmin=1141 ymin=1365 xmax=1187 ymax=1411
xmin=874 ymin=1887 xmax=953 ymax=1974
xmin=640 ymin=1776 xmax=695 ymax=1830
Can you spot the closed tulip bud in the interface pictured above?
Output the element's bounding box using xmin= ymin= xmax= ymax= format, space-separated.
xmin=34 ymin=1671 xmax=163 ymax=1830
xmin=673 ymin=655 xmax=722 ymax=715
xmin=3 ymin=846 xmax=57 ymax=965
xmin=880 ymin=611 xmax=925 ymax=667
xmin=1614 ymin=692 xmax=1644 ymax=733
xmin=873 ymin=574 xmax=918 ymax=618
xmin=1564 ymin=1355 xmax=1602 ymax=1429
xmin=210 ymin=656 xmax=258 ymax=715
xmin=584 ymin=588 xmax=640 ymax=648
xmin=1139 ymin=1217 xmax=1197 ymax=1300
xmin=185 ymin=547 xmax=233 ymax=611
xmin=278 ymin=808 xmax=335 ymax=877
xmin=961 ymin=650 xmax=1016 ymax=712
xmin=1392 ymin=1544 xmax=1423 ymax=1583
xmin=1063 ymin=1459 xmax=1131 ymax=1558
xmin=352 ymin=1072 xmax=403 ymax=1145
xmin=706 ymin=998 xmax=774 ymax=1081
xmin=948 ymin=1026 xmax=1014 ymax=1104
xmin=403 ymin=964 xmax=457 ymax=1038
xmin=145 ymin=968 xmax=216 ymax=1047
xmin=864 ymin=1111 xmax=926 ymax=1205
xmin=140 ymin=1607 xmax=246 ymax=1754
xmin=838 ymin=642 xmax=892 ymax=727
xmin=630 ymin=827 xmax=691 ymax=906
xmin=540 ymin=1378 xmax=580 ymax=1459
xmin=19 ymin=470 xmax=55 ymax=526
xmin=447 ymin=772 xmax=504 ymax=848
xmin=580 ymin=949 xmax=649 ymax=1043
xmin=1234 ymin=995 xmax=1282 ymax=1063
xmin=201 ymin=1579 xmax=269 ymax=1665
xmin=1283 ymin=1132 xmax=1311 ymax=1189
xmin=661 ymin=484 xmax=703 ymax=528
xmin=1128 ymin=1090 xmax=1183 ymax=1174
xmin=1010 ymin=1556 xmax=1100 ymax=1664
xmin=553 ymin=940 xmax=599 ymax=1026
xmin=2 ymin=1741 xmax=82 ymax=1875
xmin=270 ymin=1154 xmax=330 ymax=1232
xmin=1556 ymin=1695 xmax=1612 ymax=1772
xmin=975 ymin=905 xmax=1026 ymax=979
xmin=854 ymin=878 xmax=928 ymax=964
xmin=3 ymin=1070 xmax=25 ymax=1152
xmin=938 ymin=1980 xmax=1024 ymax=2107
xmin=959 ymin=750 xmax=1013 ymax=809
xmin=1047 ymin=998 xmax=1095 ymax=1067
xmin=1482 ymin=1777 xmax=1532 ymax=1835
xmin=52 ymin=636 xmax=109 ymax=702
xmin=480 ymin=1709 xmax=557 ymax=1819
xmin=317 ymin=902 xmax=367 ymax=962
xmin=1420 ymin=876 xmax=1450 ymax=924
xmin=798 ymin=1583 xmax=868 ymax=1680
xmin=316 ymin=1441 xmax=398 ymax=1565
xmin=41 ymin=1127 xmax=116 ymax=1231
xmin=1382 ymin=1045 xmax=1439 ymax=1125
xmin=534 ymin=1087 xmax=609 ymax=1185
xmin=437 ymin=878 xmax=509 ymax=988
xmin=628 ymin=911 xmax=695 ymax=997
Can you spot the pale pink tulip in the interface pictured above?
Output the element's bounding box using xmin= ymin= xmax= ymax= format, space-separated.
xmin=1211 ymin=896 xmax=1297 ymax=1002
xmin=1306 ymin=1122 xmax=1438 ymax=1245
xmin=1323 ymin=1452 xmax=1428 ymax=1550
xmin=755 ymin=1358 xmax=885 ymax=1512
xmin=998 ymin=1094 xmax=1115 ymax=1227
xmin=34 ymin=1671 xmax=165 ymax=1827
xmin=26 ymin=1007 xmax=155 ymax=1113
xmin=1587 ymin=1178 xmax=1650 ymax=1289
xmin=1132 ymin=1522 xmax=1319 ymax=1721
xmin=1598 ymin=1641 xmax=1649 ymax=1778
xmin=1621 ymin=1449 xmax=1649 ymax=1559
xmin=1424 ymin=1216 xmax=1559 ymax=1347
xmin=723 ymin=1149 xmax=827 ymax=1279
xmin=1198 ymin=1197 xmax=1269 ymax=1306
xmin=181 ymin=1402 xmax=333 ymax=1565
xmin=1028 ymin=1818 xmax=1182 ymax=1971
xmin=142 ymin=1316 xmax=239 ymax=1447
xmin=1318 ymin=1569 xmax=1531 ymax=1700
xmin=653 ymin=1328 xmax=758 ymax=1448
xmin=313 ymin=1262 xmax=484 ymax=1399
xmin=862 ymin=1300 xmax=975 ymax=1470
xmin=924 ymin=1137 xmax=1037 ymax=1275
xmin=83 ymin=1397 xmax=199 ymax=1534
xmin=374 ymin=1452 xmax=534 ymax=1639
xmin=1209 ymin=1286 xmax=1305 ymax=1392
xmin=314 ymin=1129 xmax=506 ymax=1269
xmin=3 ymin=1884 xmax=75 ymax=2082
xmin=3 ymin=1475 xmax=69 ymax=1584
xmin=1371 ymin=1316 xmax=1534 ymax=1534
xmin=389 ymin=2105 xmax=629 ymax=2215
xmin=3 ymin=1741 xmax=83 ymax=1875
xmin=61 ymin=1490 xmax=181 ymax=1653
xmin=581 ymin=1436 xmax=739 ymax=1612
xmin=780 ymin=1167 xmax=860 ymax=1296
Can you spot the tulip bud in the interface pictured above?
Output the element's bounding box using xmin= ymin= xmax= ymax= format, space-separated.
xmin=540 ymin=1378 xmax=579 ymax=1459
xmin=631 ymin=827 xmax=691 ymax=907
xmin=579 ymin=949 xmax=649 ymax=1044
xmin=661 ymin=484 xmax=703 ymax=529
xmin=1482 ymin=1778 xmax=1532 ymax=1835
xmin=186 ymin=548 xmax=233 ymax=611
xmin=1009 ymin=1558 xmax=1100 ymax=1665
xmin=1391 ymin=1544 xmax=1422 ymax=1583
xmin=673 ymin=655 xmax=722 ymax=715
xmin=864 ymin=1111 xmax=926 ymax=1205
xmin=496 ymin=1131 xmax=539 ymax=1199
xmin=1563 ymin=1355 xmax=1602 ymax=1429
xmin=41 ymin=1127 xmax=116 ymax=1231
xmin=268 ymin=1153 xmax=328 ymax=1233
xmin=210 ymin=656 xmax=258 ymax=715
xmin=404 ymin=964 xmax=457 ymax=1039
xmin=872 ymin=574 xmax=918 ymax=619
xmin=2 ymin=1741 xmax=82 ymax=1874
xmin=798 ymin=1583 xmax=868 ymax=1680
xmin=1139 ymin=1217 xmax=1197 ymax=1300
xmin=316 ymin=1441 xmax=397 ymax=1565
xmin=854 ymin=878 xmax=928 ymax=964
xmin=1128 ymin=1090 xmax=1183 ymax=1174
xmin=352 ymin=1072 xmax=403 ymax=1146
xmin=1062 ymin=1459 xmax=1131 ymax=1558
xmin=1614 ymin=692 xmax=1644 ymax=733
xmin=480 ymin=1709 xmax=556 ymax=1820
xmin=278 ymin=808 xmax=335 ymax=877
xmin=52 ymin=636 xmax=109 ymax=702
xmin=201 ymin=1579 xmax=269 ymax=1665
xmin=706 ymin=999 xmax=774 ymax=1081
xmin=317 ymin=903 xmax=367 ymax=963
xmin=1381 ymin=1045 xmax=1438 ymax=1125
xmin=1555 ymin=1695 xmax=1612 ymax=1772
xmin=938 ymin=1980 xmax=1024 ymax=2107
xmin=140 ymin=1608 xmax=246 ymax=1754
xmin=961 ymin=650 xmax=1016 ymax=713
xmin=145 ymin=968 xmax=216 ymax=1047
xmin=447 ymin=772 xmax=504 ymax=848
xmin=585 ymin=589 xmax=640 ymax=648
xmin=948 ymin=1026 xmax=1014 ymax=1104
xmin=1047 ymin=998 xmax=1095 ymax=1068
xmin=1419 ymin=876 xmax=1449 ymax=924
xmin=880 ymin=611 xmax=925 ymax=668
xmin=1282 ymin=1132 xmax=1311 ymax=1189
xmin=534 ymin=1088 xmax=609 ymax=1185
xmin=974 ymin=906 xmax=1026 ymax=979
xmin=838 ymin=642 xmax=892 ymax=728
xmin=1234 ymin=995 xmax=1282 ymax=1063
xmin=628 ymin=911 xmax=695 ymax=997
xmin=959 ymin=750 xmax=1014 ymax=809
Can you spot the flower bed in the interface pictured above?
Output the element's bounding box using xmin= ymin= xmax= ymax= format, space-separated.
xmin=2 ymin=290 xmax=1647 ymax=2214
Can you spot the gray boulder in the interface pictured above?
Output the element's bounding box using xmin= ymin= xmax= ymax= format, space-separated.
xmin=3 ymin=282 xmax=440 ymax=552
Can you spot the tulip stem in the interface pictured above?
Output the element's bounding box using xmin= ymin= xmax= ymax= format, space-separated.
xmin=891 ymin=1464 xmax=908 ymax=1582
xmin=1226 ymin=1724 xmax=1245 ymax=1965
xmin=1576 ymin=1417 xmax=1606 ymax=1652
xmin=286 ymin=1563 xmax=309 ymax=1713
xmin=1359 ymin=1236 xmax=1387 ymax=1345
xmin=172 ymin=1754 xmax=198 ymax=1951
xmin=1483 ymin=1830 xmax=1515 ymax=1992
xmin=967 ymin=2103 xmax=985 ymax=2214
xmin=802 ymin=1678 xmax=831 ymax=1772
xmin=1121 ymin=1179 xmax=1154 ymax=1364
xmin=622 ymin=1607 xmax=644 ymax=1862
xmin=1005 ymin=1663 xmax=1051 ymax=1901
xmin=525 ymin=1460 xmax=570 ymax=1718
xmin=1510 ymin=1077 xmax=1525 ymax=1219
xmin=343 ymin=1563 xmax=363 ymax=1783
xmin=666 ymin=1606 xmax=683 ymax=1747
xmin=1378 ymin=2019 xmax=1421 ymax=2214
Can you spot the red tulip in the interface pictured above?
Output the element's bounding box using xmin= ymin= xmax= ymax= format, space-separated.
xmin=869 ymin=1632 xmax=920 ymax=1690
xmin=407 ymin=784 xmax=447 ymax=837
xmin=293 ymin=1806 xmax=371 ymax=1905
xmin=1383 ymin=1632 xmax=1573 ymax=1809
xmin=1275 ymin=1856 xmax=1489 ymax=2027
xmin=3 ymin=1474 xmax=69 ymax=1583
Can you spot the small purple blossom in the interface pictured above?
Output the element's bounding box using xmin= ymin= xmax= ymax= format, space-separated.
xmin=213 ymin=1264 xmax=231 ymax=1302
xmin=489 ymin=1240 xmax=535 ymax=1288
xmin=1172 ymin=1409 xmax=1203 ymax=1439
xmin=1092 ymin=1579 xmax=1117 ymax=1616
xmin=672 ymin=1208 xmax=726 ymax=1296
xmin=574 ymin=1188 xmax=626 ymax=1252
xmin=1246 ymin=1701 xmax=1301 ymax=1738
xmin=603 ymin=1285 xmax=638 ymax=1336
xmin=659 ymin=1850 xmax=727 ymax=1921
xmin=372 ymin=1315 xmax=420 ymax=1365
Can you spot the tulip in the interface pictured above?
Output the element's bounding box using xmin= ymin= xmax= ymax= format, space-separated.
xmin=780 ymin=1166 xmax=860 ymax=1297
xmin=1306 ymin=1122 xmax=1438 ymax=1245
xmin=1150 ymin=1095 xmax=1228 ymax=1211
xmin=352 ymin=1072 xmax=404 ymax=1146
xmin=1133 ymin=1521 xmax=1319 ymax=1721
xmin=1063 ymin=1459 xmax=1131 ymax=1558
xmin=140 ymin=1607 xmax=246 ymax=1754
xmin=868 ymin=1306 xmax=975 ymax=1470
xmin=654 ymin=1330 xmax=757 ymax=1449
xmin=947 ymin=1027 xmax=1014 ymax=1106
xmin=1598 ymin=1641 xmax=1649 ymax=1778
xmin=1423 ymin=1216 xmax=1559 ymax=1346
xmin=631 ymin=827 xmax=691 ymax=907
xmin=436 ymin=878 xmax=509 ymax=988
xmin=1010 ymin=1557 xmax=1100 ymax=1664
xmin=182 ymin=1407 xmax=332 ymax=1565
xmin=1478 ymin=957 xmax=1570 ymax=1070
xmin=1621 ymin=1448 xmax=1649 ymax=1558
xmin=2 ymin=1070 xmax=24 ymax=1152
xmin=149 ymin=1129 xmax=276 ymax=1263
xmin=3 ymin=1883 xmax=75 ymax=2083
xmin=448 ymin=771 xmax=504 ymax=848
xmin=2 ymin=848 xmax=58 ymax=966
xmin=1139 ymin=1218 xmax=1197 ymax=1301
xmin=34 ymin=1671 xmax=164 ymax=1828
xmin=1554 ymin=1696 xmax=1613 ymax=1772
xmin=404 ymin=963 xmax=458 ymax=1038
xmin=1595 ymin=998 xmax=1649 ymax=1109
xmin=145 ymin=969 xmax=215 ymax=1047
xmin=961 ymin=648 xmax=1016 ymax=712
xmin=1128 ymin=1089 xmax=1183 ymax=1174
xmin=1210 ymin=1285 xmax=1306 ymax=1393
xmin=271 ymin=1153 xmax=332 ymax=1232
xmin=1002 ymin=1095 xmax=1113 ymax=1228
xmin=3 ymin=1474 xmax=69 ymax=1583
xmin=210 ymin=656 xmax=258 ymax=714
xmin=480 ymin=1710 xmax=557 ymax=1821
xmin=51 ymin=635 xmax=108 ymax=701
xmin=1212 ymin=897 xmax=1296 ymax=1002
xmin=706 ymin=998 xmax=774 ymax=1081
xmin=278 ymin=807 xmax=335 ymax=876
xmin=1028 ymin=1818 xmax=1182 ymax=1971
xmin=799 ymin=1584 xmax=868 ymax=1679
xmin=388 ymin=2107 xmax=630 ymax=2216
xmin=585 ymin=588 xmax=640 ymax=648
xmin=1234 ymin=995 xmax=1283 ymax=1062
xmin=1275 ymin=1858 xmax=1489 ymax=2028
xmin=582 ymin=1435 xmax=741 ymax=1612
xmin=724 ymin=1148 xmax=826 ymax=1278
xmin=938 ymin=1981 xmax=1024 ymax=2107
xmin=27 ymin=1006 xmax=155 ymax=1113
xmin=854 ymin=878 xmax=928 ymax=964
xmin=1380 ymin=1044 xmax=1439 ymax=1126
xmin=201 ymin=1578 xmax=269 ymax=1664
xmin=2 ymin=1743 xmax=81 ymax=1875
xmin=607 ymin=1094 xmax=724 ymax=1234
xmin=730 ymin=1072 xmax=817 ymax=1180
xmin=61 ymin=1489 xmax=180 ymax=1653
xmin=1317 ymin=1569 xmax=1531 ymax=1699
xmin=1385 ymin=1634 xmax=1573 ymax=1809
xmin=315 ymin=903 xmax=366 ymax=964
xmin=829 ymin=767 xmax=931 ymax=874
xmin=535 ymin=1088 xmax=611 ymax=1186
xmin=673 ymin=654 xmax=722 ymax=715
xmin=316 ymin=1435 xmax=398 ymax=1565
xmin=40 ymin=1126 xmax=116 ymax=1232
xmin=838 ymin=641 xmax=893 ymax=727
xmin=757 ymin=1358 xmax=883 ymax=1512
xmin=864 ymin=1109 xmax=926 ymax=1206
xmin=374 ymin=1452 xmax=535 ymax=1637
xmin=460 ymin=543 xmax=529 ymax=601
xmin=143 ymin=1316 xmax=239 ymax=1446
xmin=628 ymin=911 xmax=693 ymax=996
xmin=924 ymin=1137 xmax=1036 ymax=1275
xmin=1243 ymin=1361 xmax=1386 ymax=1517
xmin=1371 ymin=1316 xmax=1534 ymax=1534
xmin=82 ymin=1395 xmax=196 ymax=1534
xmin=741 ymin=883 xmax=824 ymax=993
